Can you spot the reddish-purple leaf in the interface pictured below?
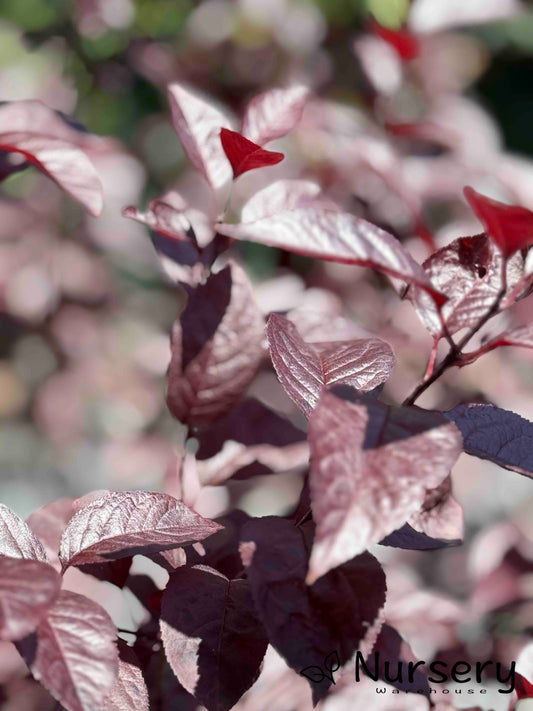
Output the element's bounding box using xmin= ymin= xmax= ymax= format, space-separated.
xmin=219 ymin=128 xmax=284 ymax=178
xmin=160 ymin=565 xmax=268 ymax=711
xmin=0 ymin=557 xmax=61 ymax=641
xmin=17 ymin=591 xmax=118 ymax=711
xmin=267 ymin=313 xmax=395 ymax=416
xmin=410 ymin=234 xmax=525 ymax=338
xmin=241 ymin=85 xmax=309 ymax=146
xmin=0 ymin=503 xmax=47 ymax=562
xmin=444 ymin=403 xmax=533 ymax=478
xmin=167 ymin=83 xmax=234 ymax=194
xmin=194 ymin=398 xmax=308 ymax=484
xmin=59 ymin=490 xmax=222 ymax=568
xmin=240 ymin=517 xmax=386 ymax=705
xmin=167 ymin=261 xmax=265 ymax=425
xmin=307 ymin=392 xmax=462 ymax=581
xmin=464 ymin=186 xmax=533 ymax=257
xmin=217 ymin=187 xmax=445 ymax=305
xmin=516 ymin=672 xmax=533 ymax=699
xmin=98 ymin=640 xmax=149 ymax=711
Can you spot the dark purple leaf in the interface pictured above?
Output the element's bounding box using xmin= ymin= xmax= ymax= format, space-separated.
xmin=240 ymin=516 xmax=386 ymax=705
xmin=194 ymin=398 xmax=308 ymax=483
xmin=242 ymin=85 xmax=309 ymax=146
xmin=59 ymin=490 xmax=222 ymax=568
xmin=0 ymin=557 xmax=61 ymax=641
xmin=220 ymin=128 xmax=284 ymax=178
xmin=444 ymin=403 xmax=533 ymax=478
xmin=160 ymin=565 xmax=268 ymax=711
xmin=267 ymin=313 xmax=395 ymax=416
xmin=167 ymin=83 xmax=234 ymax=195
xmin=0 ymin=101 xmax=103 ymax=215
xmin=0 ymin=503 xmax=47 ymax=562
xmin=363 ymin=624 xmax=430 ymax=696
xmin=307 ymin=393 xmax=463 ymax=581
xmin=410 ymin=234 xmax=525 ymax=338
xmin=186 ymin=509 xmax=251 ymax=579
xmin=17 ymin=591 xmax=118 ymax=711
xmin=98 ymin=640 xmax=148 ymax=711
xmin=167 ymin=261 xmax=265 ymax=425
xmin=217 ymin=183 xmax=445 ymax=305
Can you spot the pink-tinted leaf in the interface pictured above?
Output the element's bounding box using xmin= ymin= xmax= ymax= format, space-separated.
xmin=217 ymin=191 xmax=445 ymax=305
xmin=0 ymin=503 xmax=47 ymax=562
xmin=167 ymin=261 xmax=265 ymax=425
xmin=160 ymin=565 xmax=268 ymax=711
xmin=98 ymin=640 xmax=149 ymax=711
xmin=27 ymin=498 xmax=133 ymax=586
xmin=483 ymin=324 xmax=533 ymax=352
xmin=59 ymin=490 xmax=222 ymax=568
xmin=410 ymin=234 xmax=525 ymax=338
xmin=0 ymin=100 xmax=103 ymax=215
xmin=444 ymin=403 xmax=533 ymax=478
xmin=307 ymin=392 xmax=462 ymax=581
xmin=380 ymin=477 xmax=463 ymax=550
xmin=407 ymin=475 xmax=463 ymax=543
xmin=122 ymin=201 xmax=194 ymax=244
xmin=464 ymin=186 xmax=533 ymax=257
xmin=194 ymin=398 xmax=308 ymax=484
xmin=0 ymin=557 xmax=61 ymax=641
xmin=240 ymin=517 xmax=386 ymax=705
xmin=167 ymin=83 xmax=234 ymax=194
xmin=237 ymin=179 xmax=329 ymax=223
xmin=17 ymin=590 xmax=118 ymax=711
xmin=241 ymin=85 xmax=309 ymax=146
xmin=409 ymin=0 xmax=522 ymax=33
xmin=220 ymin=128 xmax=284 ymax=178
xmin=26 ymin=498 xmax=74 ymax=569
xmin=267 ymin=313 xmax=395 ymax=416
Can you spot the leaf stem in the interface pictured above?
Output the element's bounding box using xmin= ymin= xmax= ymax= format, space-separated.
xmin=403 ymin=260 xmax=508 ymax=406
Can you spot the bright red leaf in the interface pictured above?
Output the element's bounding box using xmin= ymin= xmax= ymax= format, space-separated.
xmin=464 ymin=186 xmax=533 ymax=257
xmin=219 ymin=128 xmax=284 ymax=178
xmin=370 ymin=18 xmax=420 ymax=61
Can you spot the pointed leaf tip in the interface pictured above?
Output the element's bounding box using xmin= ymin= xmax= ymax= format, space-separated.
xmin=220 ymin=128 xmax=284 ymax=178
xmin=464 ymin=186 xmax=533 ymax=257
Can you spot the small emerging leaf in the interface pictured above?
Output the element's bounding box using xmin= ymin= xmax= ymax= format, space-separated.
xmin=464 ymin=186 xmax=533 ymax=256
xmin=220 ymin=128 xmax=284 ymax=178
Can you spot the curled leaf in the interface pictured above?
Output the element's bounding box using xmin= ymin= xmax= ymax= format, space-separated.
xmin=220 ymin=128 xmax=284 ymax=178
